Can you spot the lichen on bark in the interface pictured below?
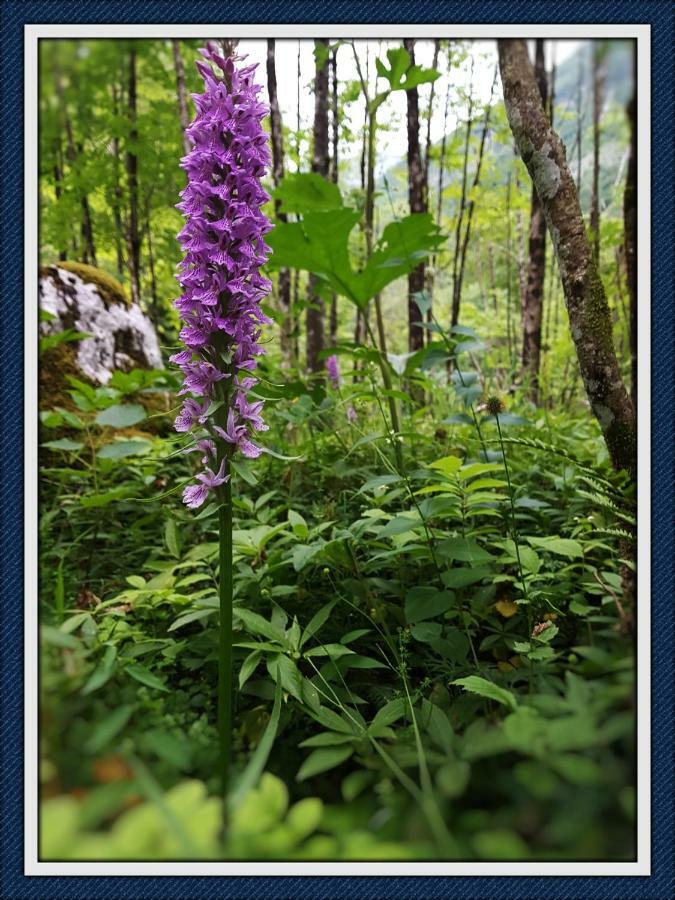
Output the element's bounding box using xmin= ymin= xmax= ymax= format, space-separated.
xmin=498 ymin=39 xmax=636 ymax=478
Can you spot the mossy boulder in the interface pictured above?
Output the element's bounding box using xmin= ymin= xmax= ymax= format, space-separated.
xmin=54 ymin=261 xmax=130 ymax=308
xmin=39 ymin=263 xmax=162 ymax=385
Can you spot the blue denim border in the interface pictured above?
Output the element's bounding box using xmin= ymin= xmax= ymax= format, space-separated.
xmin=1 ymin=1 xmax=672 ymax=898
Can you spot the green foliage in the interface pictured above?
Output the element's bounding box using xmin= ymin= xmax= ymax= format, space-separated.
xmin=38 ymin=36 xmax=636 ymax=865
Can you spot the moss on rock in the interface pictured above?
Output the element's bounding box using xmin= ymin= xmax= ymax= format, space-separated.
xmin=56 ymin=261 xmax=129 ymax=308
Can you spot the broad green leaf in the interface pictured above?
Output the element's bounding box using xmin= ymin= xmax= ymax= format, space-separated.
xmin=125 ymin=663 xmax=169 ymax=692
xmin=164 ymin=518 xmax=181 ymax=558
xmin=81 ymin=644 xmax=117 ymax=695
xmin=452 ymin=675 xmax=518 ymax=711
xmin=299 ymin=731 xmax=356 ymax=748
xmin=96 ymin=439 xmax=151 ymax=459
xmin=287 ymin=509 xmax=309 ymax=540
xmin=297 ymin=745 xmax=353 ymax=781
xmin=428 ymin=454 xmax=463 ymax=475
xmin=267 ymin=654 xmax=303 ymax=701
xmin=300 ymin=599 xmax=338 ymax=648
xmin=404 ymin=587 xmax=455 ymax=624
xmin=370 ymin=697 xmax=408 ymax=732
xmin=94 ymin=403 xmax=146 ymax=428
xmin=526 ymin=536 xmax=583 ymax=559
xmin=235 ymin=608 xmax=287 ymax=645
xmin=441 ymin=567 xmax=491 ymax=589
xmin=41 ymin=438 xmax=84 ymax=452
xmin=273 ymin=172 xmax=343 ymax=213
xmin=437 ymin=536 xmax=495 ymax=564
xmin=238 ymin=650 xmax=263 ymax=689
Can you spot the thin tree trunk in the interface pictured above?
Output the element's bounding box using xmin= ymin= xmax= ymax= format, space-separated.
xmin=487 ymin=242 xmax=498 ymax=314
xmin=426 ymin=47 xmax=452 ymax=318
xmin=54 ymin=60 xmax=97 ymax=266
xmin=266 ymin=39 xmax=293 ymax=367
xmin=521 ymin=40 xmax=548 ymax=403
xmin=145 ymin=202 xmax=159 ymax=326
xmin=505 ymin=173 xmax=514 ymax=367
xmin=352 ymin=42 xmax=389 ymax=359
xmin=423 ymin=39 xmax=440 ymax=200
xmin=624 ymin=43 xmax=637 ymax=410
xmin=111 ymin=83 xmax=125 ymax=278
xmin=296 ymin=41 xmax=302 ymax=170
xmin=355 ymin=44 xmax=370 ymax=349
xmin=499 ymin=39 xmax=636 ymax=477
xmin=306 ymin=39 xmax=329 ymax=373
xmin=590 ymin=41 xmax=606 ymax=265
xmin=125 ymin=47 xmax=141 ymax=305
xmin=453 ymin=67 xmax=497 ymax=330
xmin=403 ymin=38 xmax=426 ymax=356
xmin=329 ymin=45 xmax=339 ymax=345
xmin=450 ymin=57 xmax=474 ymax=330
xmin=172 ymin=40 xmax=192 ymax=157
xmin=53 ymin=140 xmax=67 ymax=261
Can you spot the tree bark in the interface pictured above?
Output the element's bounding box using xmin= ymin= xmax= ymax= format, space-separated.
xmin=590 ymin=42 xmax=606 ymax=265
xmin=453 ymin=67 xmax=497 ymax=331
xmin=426 ymin=47 xmax=452 ymax=317
xmin=450 ymin=57 xmax=474 ymax=330
xmin=54 ymin=59 xmax=97 ymax=266
xmin=125 ymin=47 xmax=141 ymax=305
xmin=498 ymin=39 xmax=636 ymax=477
xmin=53 ymin=140 xmax=68 ymax=261
xmin=266 ymin=39 xmax=293 ymax=367
xmin=145 ymin=201 xmax=159 ymax=326
xmin=423 ymin=39 xmax=440 ymax=201
xmin=403 ymin=38 xmax=426 ymax=355
xmin=329 ymin=45 xmax=339 ymax=345
xmin=306 ymin=39 xmax=329 ymax=373
xmin=624 ymin=43 xmax=637 ymax=410
xmin=172 ymin=40 xmax=192 ymax=157
xmin=521 ymin=40 xmax=548 ymax=403
xmin=111 ymin=83 xmax=125 ymax=278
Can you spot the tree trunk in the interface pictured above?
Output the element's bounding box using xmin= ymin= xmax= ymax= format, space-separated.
xmin=590 ymin=42 xmax=606 ymax=265
xmin=266 ymin=39 xmax=293 ymax=367
xmin=576 ymin=48 xmax=584 ymax=192
xmin=145 ymin=202 xmax=159 ymax=326
xmin=453 ymin=68 xmax=497 ymax=331
xmin=624 ymin=43 xmax=637 ymax=410
xmin=53 ymin=140 xmax=68 ymax=261
xmin=423 ymin=39 xmax=440 ymax=200
xmin=329 ymin=45 xmax=339 ymax=345
xmin=172 ymin=40 xmax=192 ymax=157
xmin=306 ymin=39 xmax=329 ymax=373
xmin=111 ymin=83 xmax=125 ymax=278
xmin=450 ymin=57 xmax=474 ymax=329
xmin=498 ymin=39 xmax=636 ymax=477
xmin=521 ymin=40 xmax=548 ymax=404
xmin=426 ymin=47 xmax=452 ymax=317
xmin=403 ymin=38 xmax=426 ymax=355
xmin=54 ymin=60 xmax=97 ymax=266
xmin=355 ymin=45 xmax=370 ymax=350
xmin=125 ymin=47 xmax=141 ymax=305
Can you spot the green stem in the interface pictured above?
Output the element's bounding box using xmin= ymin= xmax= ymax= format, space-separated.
xmin=218 ymin=468 xmax=233 ymax=803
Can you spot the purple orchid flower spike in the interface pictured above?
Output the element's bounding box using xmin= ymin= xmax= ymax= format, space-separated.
xmin=173 ymin=45 xmax=273 ymax=507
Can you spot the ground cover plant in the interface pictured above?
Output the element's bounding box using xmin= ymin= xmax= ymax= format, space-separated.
xmin=38 ymin=36 xmax=637 ymax=862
